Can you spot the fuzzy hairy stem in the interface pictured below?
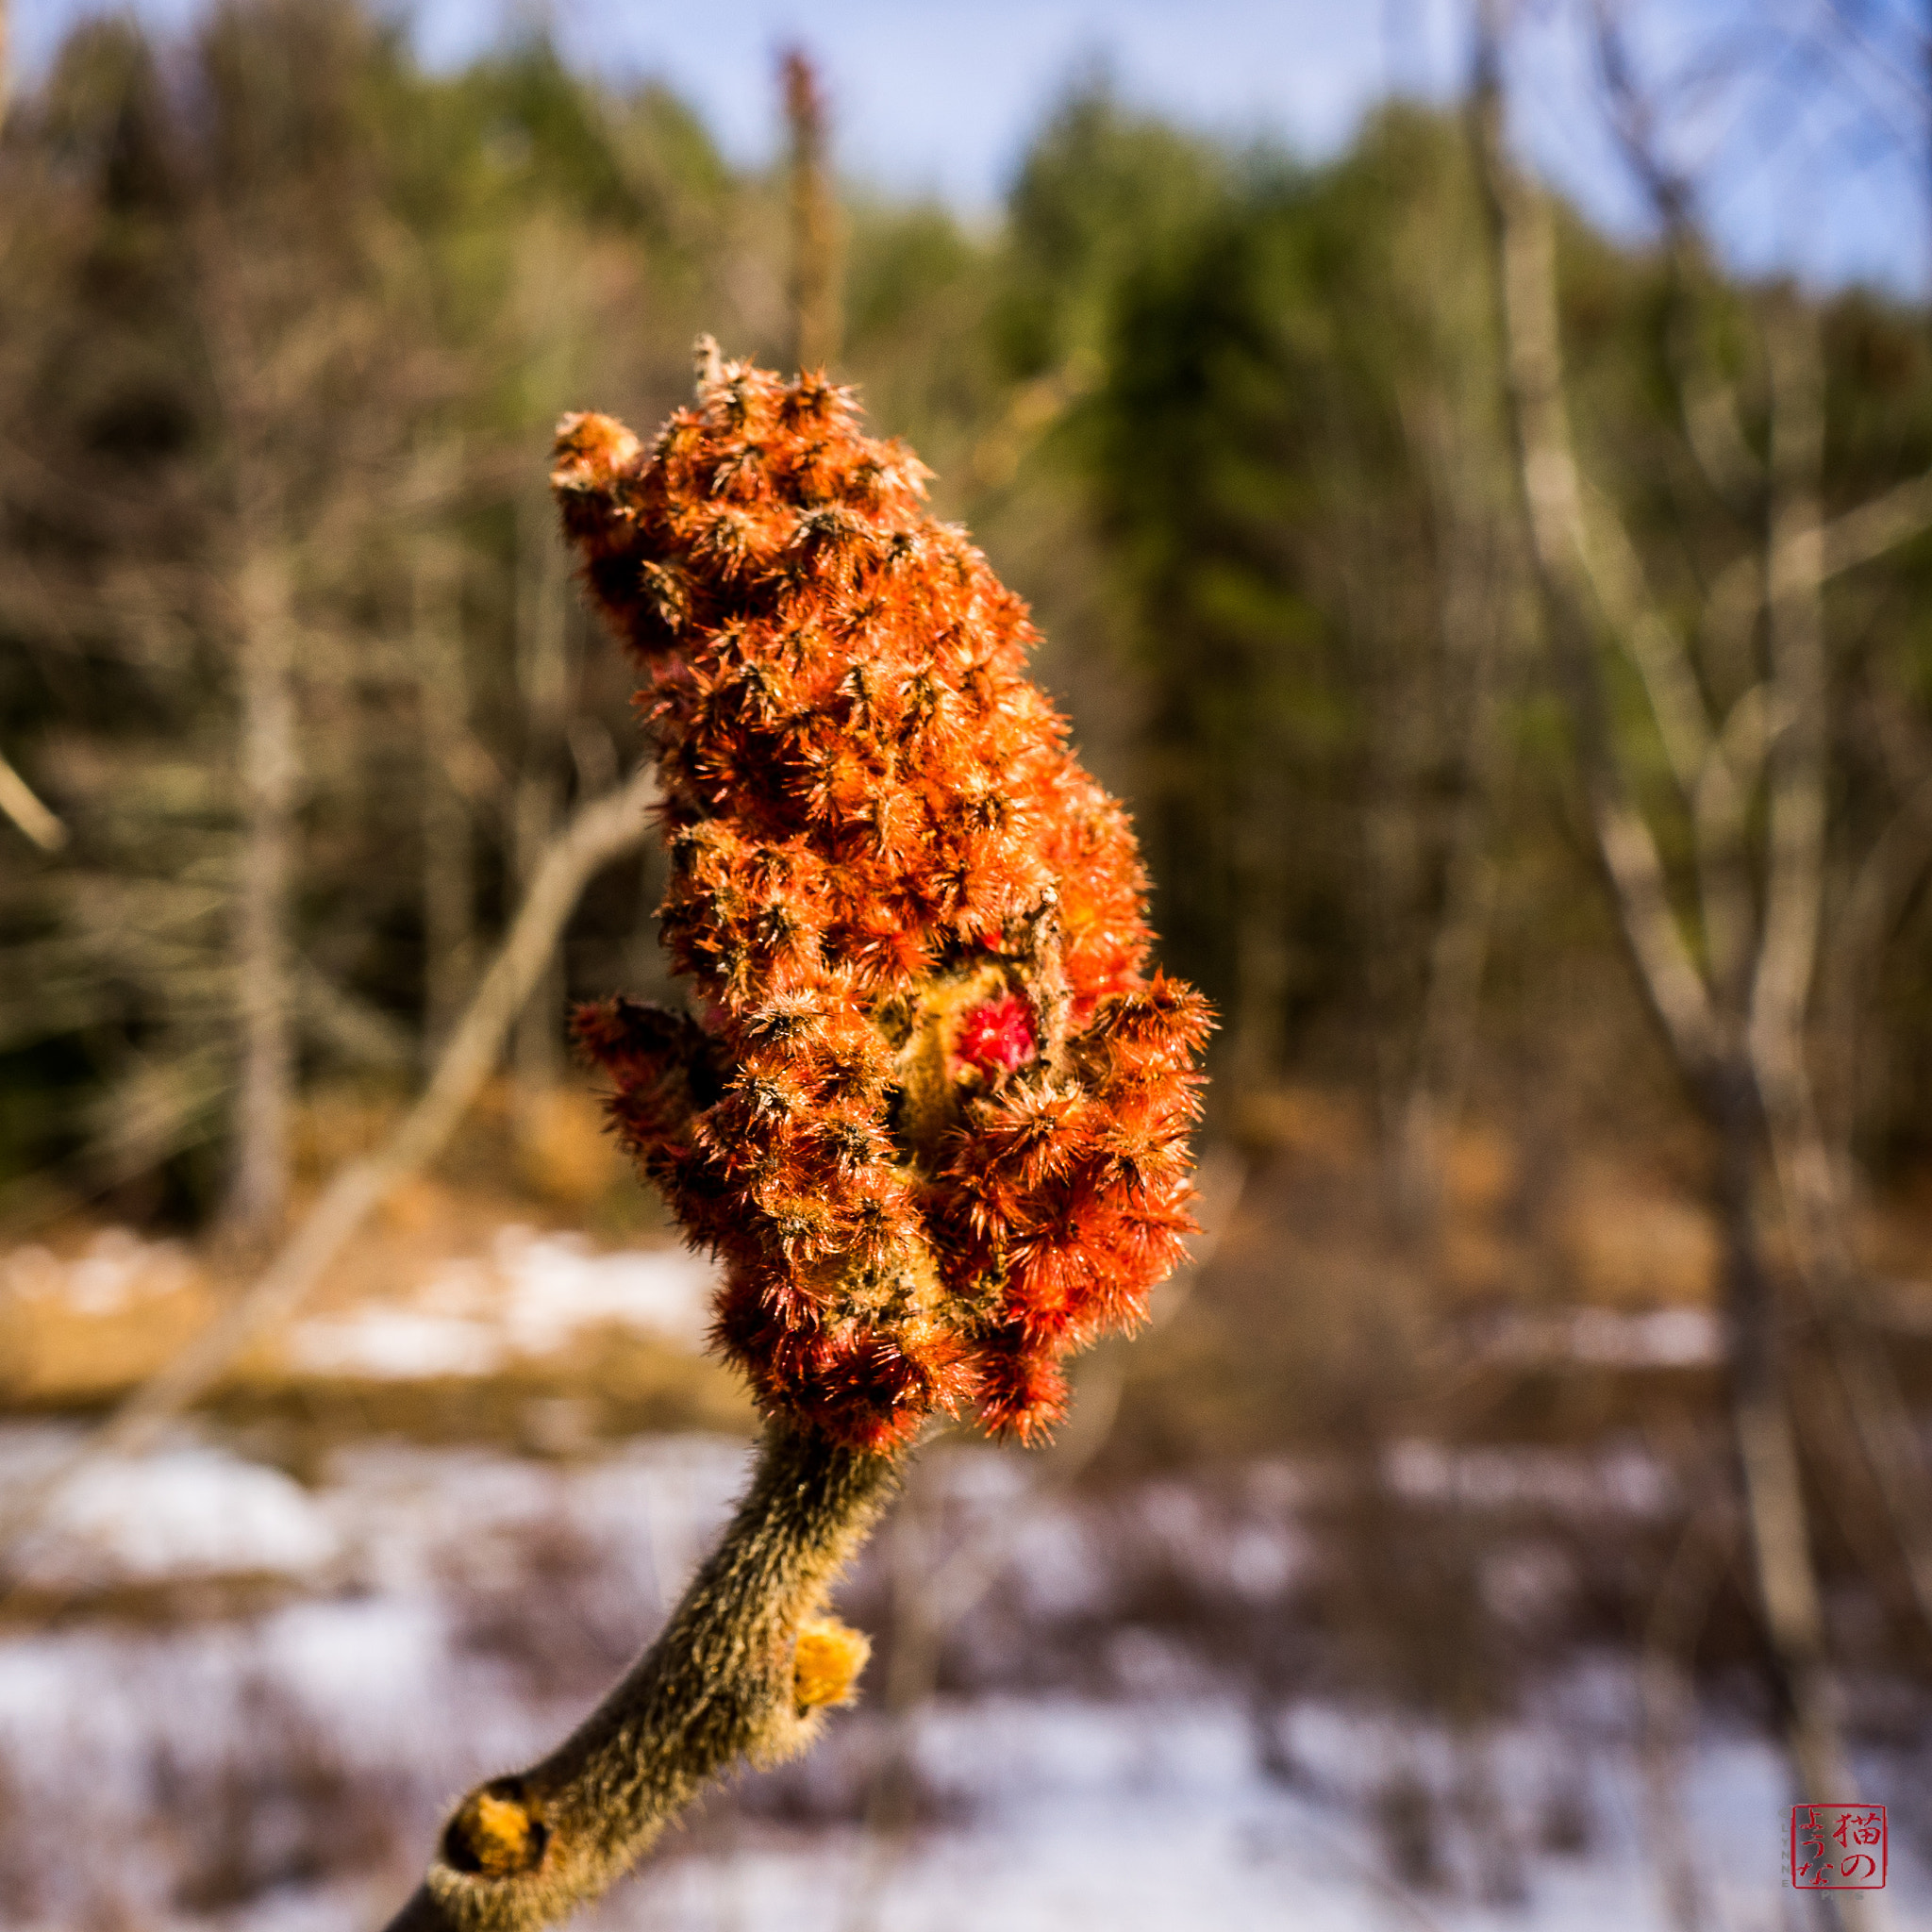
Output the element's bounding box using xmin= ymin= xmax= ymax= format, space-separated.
xmin=383 ymin=1422 xmax=901 ymax=1932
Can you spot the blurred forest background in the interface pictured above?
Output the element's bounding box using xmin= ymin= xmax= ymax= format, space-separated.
xmin=7 ymin=0 xmax=1932 ymax=1233
xmin=10 ymin=1 xmax=1932 ymax=1925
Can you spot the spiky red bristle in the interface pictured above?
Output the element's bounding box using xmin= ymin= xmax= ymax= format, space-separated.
xmin=559 ymin=354 xmax=1211 ymax=1449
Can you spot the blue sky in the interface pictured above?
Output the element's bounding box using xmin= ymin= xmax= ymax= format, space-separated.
xmin=15 ymin=0 xmax=1930 ymax=297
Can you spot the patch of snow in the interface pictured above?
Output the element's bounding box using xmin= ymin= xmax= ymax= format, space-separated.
xmin=285 ymin=1229 xmax=719 ymax=1379
xmin=1003 ymin=1502 xmax=1109 ymax=1619
xmin=1480 ymin=1539 xmax=1576 ymax=1627
xmin=310 ymin=1434 xmax=755 ymax=1610
xmin=291 ymin=1308 xmax=506 ymax=1379
xmin=8 ymin=1446 xmax=341 ymax=1589
xmin=493 ymin=1227 xmax=716 ymax=1353
xmin=921 ymin=1442 xmax=1032 ymax=1508
xmin=1384 ymin=1439 xmax=1675 ymax=1517
xmin=5 ymin=1436 xmax=1931 ymax=1932
xmin=257 ymin=1595 xmax=452 ymax=1740
xmin=0 ymin=1227 xmax=195 ymax=1315
xmin=1224 ymin=1522 xmax=1303 ymax=1600
xmin=1483 ymin=1305 xmax=1724 ymax=1369
xmin=1571 ymin=1306 xmax=1722 ymax=1365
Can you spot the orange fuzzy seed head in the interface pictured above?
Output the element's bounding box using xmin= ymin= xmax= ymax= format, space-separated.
xmin=558 ymin=350 xmax=1212 ymax=1449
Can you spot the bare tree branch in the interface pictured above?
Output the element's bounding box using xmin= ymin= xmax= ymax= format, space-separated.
xmin=417 ymin=529 xmax=477 ymax=1057
xmin=1822 ymin=463 xmax=1932 ymax=574
xmin=0 ymin=760 xmax=658 ymax=1591
xmin=1591 ymin=0 xmax=1765 ymax=511
xmin=1471 ymin=45 xmax=1723 ymax=1085
xmin=1576 ymin=480 xmax=1718 ymax=793
xmin=223 ymin=539 xmax=299 ymax=1241
xmin=0 ymin=745 xmax=67 ymax=852
xmin=1705 ymin=462 xmax=1932 ymax=656
xmin=1473 ymin=17 xmax=1876 ymax=1874
xmin=1749 ymin=298 xmax=1829 ymax=1108
xmin=1693 ymin=683 xmax=1770 ymax=1005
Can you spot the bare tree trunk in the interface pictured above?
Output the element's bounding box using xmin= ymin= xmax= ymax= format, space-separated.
xmin=225 ymin=541 xmax=298 ymax=1241
xmin=512 ymin=503 xmax=570 ymax=1104
xmin=1391 ymin=395 xmax=1516 ymax=1234
xmin=1226 ymin=772 xmax=1289 ymax=1100
xmin=1744 ymin=301 xmax=1932 ymax=1642
xmin=1469 ymin=32 xmax=1872 ymax=1891
xmin=783 ymin=49 xmax=841 ymax=373
xmin=1717 ymin=303 xmax=1869 ymax=1831
xmin=1749 ymin=300 xmax=1828 ymax=1129
xmin=1395 ymin=824 xmax=1500 ymax=1234
xmin=418 ymin=547 xmax=475 ymax=1058
xmin=1472 ymin=75 xmax=1718 ymax=1077
xmin=1600 ymin=4 xmax=1932 ymax=1661
xmin=1715 ymin=1073 xmax=1851 ymax=1804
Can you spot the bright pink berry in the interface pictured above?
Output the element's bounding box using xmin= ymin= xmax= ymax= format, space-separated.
xmin=956 ymin=992 xmax=1038 ymax=1077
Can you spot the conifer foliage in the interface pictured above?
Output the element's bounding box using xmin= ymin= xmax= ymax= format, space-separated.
xmin=557 ymin=348 xmax=1210 ymax=1450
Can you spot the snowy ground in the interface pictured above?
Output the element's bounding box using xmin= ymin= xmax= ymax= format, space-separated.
xmin=4 ymin=1423 xmax=1928 ymax=1931
xmin=283 ymin=1228 xmax=719 ymax=1378
xmin=3 ymin=1222 xmax=722 ymax=1390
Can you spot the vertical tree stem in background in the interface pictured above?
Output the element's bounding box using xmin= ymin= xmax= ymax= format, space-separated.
xmin=225 ymin=540 xmax=300 ymax=1241
xmin=419 ymin=542 xmax=477 ymax=1056
xmin=1469 ymin=25 xmax=1873 ymax=1905
xmin=783 ymin=48 xmax=841 ymax=372
xmin=511 ymin=499 xmax=571 ymax=1100
xmin=0 ymin=2 xmax=74 ymax=881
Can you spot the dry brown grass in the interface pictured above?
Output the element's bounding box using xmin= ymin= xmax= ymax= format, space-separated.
xmin=0 ymin=1082 xmax=752 ymax=1450
xmin=8 ymin=1075 xmax=1932 ymax=1502
xmin=1114 ymin=1080 xmax=1932 ymax=1469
